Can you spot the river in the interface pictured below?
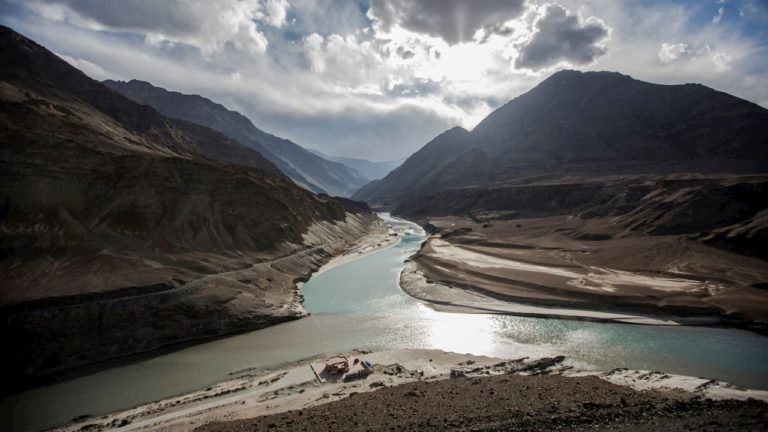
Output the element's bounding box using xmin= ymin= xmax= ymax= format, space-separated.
xmin=2 ymin=214 xmax=768 ymax=431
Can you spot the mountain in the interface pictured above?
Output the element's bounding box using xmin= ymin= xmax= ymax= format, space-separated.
xmin=353 ymin=126 xmax=476 ymax=203
xmin=308 ymin=149 xmax=402 ymax=180
xmin=354 ymin=70 xmax=768 ymax=258
xmin=0 ymin=25 xmax=377 ymax=385
xmin=355 ymin=70 xmax=768 ymax=208
xmin=103 ymin=79 xmax=369 ymax=197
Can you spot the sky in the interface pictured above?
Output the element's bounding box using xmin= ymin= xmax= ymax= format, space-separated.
xmin=1 ymin=0 xmax=767 ymax=161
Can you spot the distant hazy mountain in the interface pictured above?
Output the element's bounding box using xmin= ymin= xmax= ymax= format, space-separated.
xmin=355 ymin=70 xmax=768 ymax=207
xmin=0 ymin=25 xmax=375 ymax=382
xmin=308 ymin=149 xmax=401 ymax=180
xmin=104 ymin=79 xmax=369 ymax=197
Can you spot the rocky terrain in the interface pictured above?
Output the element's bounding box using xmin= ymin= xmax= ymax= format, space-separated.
xmin=52 ymin=349 xmax=768 ymax=432
xmin=0 ymin=25 xmax=377 ymax=389
xmin=199 ymin=374 xmax=767 ymax=432
xmin=103 ymin=79 xmax=369 ymax=197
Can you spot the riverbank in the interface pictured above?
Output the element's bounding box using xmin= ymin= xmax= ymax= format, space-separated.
xmin=55 ymin=349 xmax=768 ymax=431
xmin=11 ymin=214 xmax=768 ymax=432
xmin=2 ymin=212 xmax=384 ymax=397
xmin=401 ymin=216 xmax=768 ymax=332
xmin=310 ymin=215 xmax=404 ymax=276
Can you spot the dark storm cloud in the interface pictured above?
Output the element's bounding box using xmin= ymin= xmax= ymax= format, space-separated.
xmin=515 ymin=4 xmax=609 ymax=70
xmin=478 ymin=21 xmax=516 ymax=43
xmin=368 ymin=0 xmax=526 ymax=44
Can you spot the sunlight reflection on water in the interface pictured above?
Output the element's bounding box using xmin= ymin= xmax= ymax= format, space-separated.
xmin=421 ymin=306 xmax=498 ymax=355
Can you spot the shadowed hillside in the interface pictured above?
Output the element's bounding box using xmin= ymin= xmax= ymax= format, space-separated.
xmin=104 ymin=79 xmax=369 ymax=197
xmin=0 ymin=25 xmax=377 ymax=387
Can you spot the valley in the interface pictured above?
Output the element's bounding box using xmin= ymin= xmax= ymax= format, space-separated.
xmin=5 ymin=216 xmax=767 ymax=432
xmin=1 ymin=8 xmax=767 ymax=432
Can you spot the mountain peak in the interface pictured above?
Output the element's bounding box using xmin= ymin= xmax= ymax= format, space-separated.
xmin=356 ymin=70 xmax=768 ymax=205
xmin=104 ymin=78 xmax=153 ymax=87
xmin=427 ymin=126 xmax=472 ymax=149
xmin=445 ymin=126 xmax=469 ymax=135
xmin=547 ymin=69 xmax=582 ymax=78
xmin=543 ymin=69 xmax=634 ymax=85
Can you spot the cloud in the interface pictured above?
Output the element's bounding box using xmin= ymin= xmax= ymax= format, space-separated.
xmin=738 ymin=0 xmax=768 ymax=21
xmin=263 ymin=0 xmax=290 ymax=27
xmin=656 ymin=41 xmax=733 ymax=72
xmin=303 ymin=33 xmax=326 ymax=72
xmin=300 ymin=32 xmax=388 ymax=86
xmin=368 ymin=0 xmax=526 ymax=44
xmin=515 ymin=4 xmax=610 ymax=70
xmin=55 ymin=52 xmax=112 ymax=80
xmin=2 ymin=0 xmax=767 ymax=162
xmin=22 ymin=0 xmax=277 ymax=54
xmin=658 ymin=42 xmax=691 ymax=63
xmin=247 ymin=103 xmax=459 ymax=161
xmin=711 ymin=51 xmax=732 ymax=71
xmin=712 ymin=6 xmax=724 ymax=23
xmin=287 ymin=0 xmax=371 ymax=37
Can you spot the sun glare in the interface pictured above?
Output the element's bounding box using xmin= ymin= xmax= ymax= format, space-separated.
xmin=422 ymin=305 xmax=498 ymax=355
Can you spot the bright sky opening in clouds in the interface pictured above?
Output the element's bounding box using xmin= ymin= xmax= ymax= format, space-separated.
xmin=1 ymin=0 xmax=766 ymax=161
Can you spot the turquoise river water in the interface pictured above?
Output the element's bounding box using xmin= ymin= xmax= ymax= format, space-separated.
xmin=2 ymin=215 xmax=767 ymax=431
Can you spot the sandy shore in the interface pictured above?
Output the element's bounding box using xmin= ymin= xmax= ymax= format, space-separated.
xmin=307 ymin=213 xmax=421 ymax=278
xmin=55 ymin=348 xmax=768 ymax=431
xmin=310 ymin=217 xmax=401 ymax=276
xmin=402 ymin=216 xmax=768 ymax=331
xmin=401 ymin=261 xmax=702 ymax=326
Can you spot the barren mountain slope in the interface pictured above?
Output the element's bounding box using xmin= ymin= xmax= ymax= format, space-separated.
xmin=104 ymin=79 xmax=369 ymax=196
xmin=0 ymin=25 xmax=377 ymax=387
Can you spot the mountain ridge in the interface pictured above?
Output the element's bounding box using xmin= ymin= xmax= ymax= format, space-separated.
xmin=103 ymin=79 xmax=369 ymax=197
xmin=307 ymin=148 xmax=402 ymax=180
xmin=354 ymin=70 xmax=768 ymax=207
